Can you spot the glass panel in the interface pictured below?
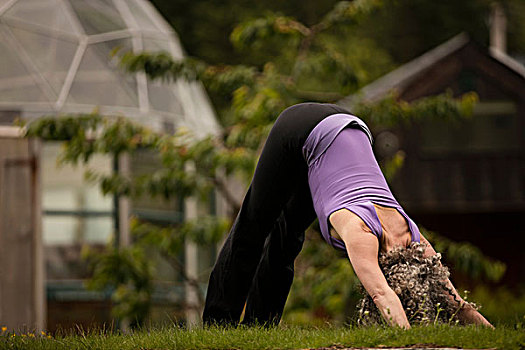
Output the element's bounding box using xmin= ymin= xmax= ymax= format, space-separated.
xmin=142 ymin=35 xmax=171 ymax=53
xmin=8 ymin=26 xmax=77 ymax=95
xmin=43 ymin=188 xmax=78 ymax=211
xmin=67 ymin=39 xmax=138 ymax=107
xmin=43 ymin=216 xmax=78 ymax=245
xmin=45 ymin=244 xmax=91 ymax=279
xmin=0 ymin=36 xmax=49 ymax=102
xmin=148 ymin=81 xmax=184 ymax=114
xmin=84 ymin=217 xmax=113 ymax=243
xmin=84 ymin=183 xmax=113 ymax=210
xmin=176 ymin=81 xmax=218 ymax=137
xmin=69 ymin=0 xmax=126 ymax=35
xmin=143 ymin=34 xmax=183 ymax=60
xmin=3 ymin=0 xmax=80 ymax=35
xmin=0 ymin=83 xmax=49 ymax=102
xmin=41 ymin=142 xmax=113 ymax=211
xmin=421 ymin=101 xmax=520 ymax=154
xmin=468 ymin=113 xmax=519 ymax=151
xmin=0 ymin=37 xmax=29 ymax=79
xmin=130 ymin=149 xmax=183 ymax=224
xmin=127 ymin=0 xmax=161 ymax=32
xmin=45 ymin=225 xmax=110 ymax=278
xmin=43 ymin=186 xmax=113 ymax=212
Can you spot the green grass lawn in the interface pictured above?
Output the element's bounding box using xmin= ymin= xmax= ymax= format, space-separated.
xmin=1 ymin=324 xmax=524 ymax=350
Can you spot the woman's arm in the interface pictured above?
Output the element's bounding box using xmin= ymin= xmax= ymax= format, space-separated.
xmin=330 ymin=210 xmax=410 ymax=328
xmin=419 ymin=233 xmax=494 ymax=328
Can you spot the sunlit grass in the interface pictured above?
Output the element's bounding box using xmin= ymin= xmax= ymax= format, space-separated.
xmin=1 ymin=323 xmax=524 ymax=349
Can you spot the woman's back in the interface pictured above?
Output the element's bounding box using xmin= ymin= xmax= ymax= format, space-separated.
xmin=305 ymin=122 xmax=420 ymax=250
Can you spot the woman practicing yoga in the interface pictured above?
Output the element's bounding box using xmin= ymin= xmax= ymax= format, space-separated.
xmin=203 ymin=102 xmax=493 ymax=328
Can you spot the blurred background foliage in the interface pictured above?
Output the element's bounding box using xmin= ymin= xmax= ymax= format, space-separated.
xmin=150 ymin=0 xmax=525 ymax=66
xmin=25 ymin=0 xmax=525 ymax=327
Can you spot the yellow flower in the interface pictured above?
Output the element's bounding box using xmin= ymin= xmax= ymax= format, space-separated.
xmin=41 ymin=331 xmax=46 ymax=336
xmin=1 ymin=326 xmax=6 ymax=332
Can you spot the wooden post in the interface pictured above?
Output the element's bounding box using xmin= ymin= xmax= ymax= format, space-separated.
xmin=30 ymin=138 xmax=45 ymax=332
xmin=116 ymin=152 xmax=131 ymax=332
xmin=117 ymin=153 xmax=131 ymax=248
xmin=184 ymin=191 xmax=200 ymax=327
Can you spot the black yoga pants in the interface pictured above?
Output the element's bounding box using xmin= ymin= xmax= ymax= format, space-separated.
xmin=202 ymin=102 xmax=352 ymax=326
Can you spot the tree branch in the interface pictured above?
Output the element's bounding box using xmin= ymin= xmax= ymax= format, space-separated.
xmin=160 ymin=252 xmax=205 ymax=311
xmin=212 ymin=175 xmax=241 ymax=215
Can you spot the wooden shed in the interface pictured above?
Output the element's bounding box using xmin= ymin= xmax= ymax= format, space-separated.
xmin=339 ymin=33 xmax=525 ymax=285
xmin=0 ymin=126 xmax=45 ymax=331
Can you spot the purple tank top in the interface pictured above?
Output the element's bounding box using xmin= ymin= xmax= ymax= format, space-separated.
xmin=302 ymin=114 xmax=421 ymax=250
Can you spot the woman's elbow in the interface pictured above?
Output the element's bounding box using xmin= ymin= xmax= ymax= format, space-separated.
xmin=370 ymin=285 xmax=395 ymax=305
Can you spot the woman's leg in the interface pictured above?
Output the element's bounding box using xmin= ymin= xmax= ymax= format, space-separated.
xmin=241 ymin=181 xmax=316 ymax=326
xmin=202 ymin=121 xmax=308 ymax=326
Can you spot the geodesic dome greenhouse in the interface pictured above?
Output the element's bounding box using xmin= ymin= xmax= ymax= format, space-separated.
xmin=0 ymin=0 xmax=219 ymax=136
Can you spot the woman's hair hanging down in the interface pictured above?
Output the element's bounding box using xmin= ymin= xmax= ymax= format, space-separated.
xmin=357 ymin=242 xmax=478 ymax=326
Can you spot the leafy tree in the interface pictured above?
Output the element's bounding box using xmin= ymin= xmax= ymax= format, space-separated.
xmin=25 ymin=0 xmax=505 ymax=326
xmin=151 ymin=0 xmax=525 ymax=67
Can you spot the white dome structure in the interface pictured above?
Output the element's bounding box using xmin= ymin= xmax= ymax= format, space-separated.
xmin=0 ymin=0 xmax=219 ymax=137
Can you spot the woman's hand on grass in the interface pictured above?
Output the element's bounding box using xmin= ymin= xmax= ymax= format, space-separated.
xmin=372 ymin=288 xmax=411 ymax=329
xmin=458 ymin=303 xmax=495 ymax=328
